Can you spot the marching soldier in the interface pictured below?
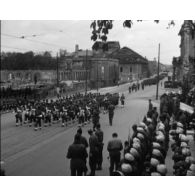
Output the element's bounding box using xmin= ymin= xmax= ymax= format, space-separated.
xmin=15 ymin=107 xmax=23 ymax=126
xmin=108 ymin=102 xmax=115 ymax=126
xmin=120 ymin=93 xmax=125 ymax=108
xmin=61 ymin=106 xmax=68 ymax=127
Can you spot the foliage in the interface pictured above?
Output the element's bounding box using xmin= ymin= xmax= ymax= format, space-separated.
xmin=91 ymin=20 xmax=175 ymax=51
xmin=1 ymin=51 xmax=57 ymax=70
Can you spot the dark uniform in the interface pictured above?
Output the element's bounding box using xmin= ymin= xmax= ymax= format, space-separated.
xmin=88 ymin=131 xmax=99 ymax=176
xmin=108 ymin=103 xmax=115 ymax=126
xmin=107 ymin=134 xmax=123 ymax=176
xmin=67 ymin=134 xmax=88 ymax=176
xmin=95 ymin=128 xmax=104 ymax=170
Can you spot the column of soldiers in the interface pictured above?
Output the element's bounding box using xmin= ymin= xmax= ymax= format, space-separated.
xmin=12 ymin=92 xmax=119 ymax=131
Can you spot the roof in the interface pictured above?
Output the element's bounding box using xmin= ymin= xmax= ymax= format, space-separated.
xmin=108 ymin=47 xmax=148 ymax=64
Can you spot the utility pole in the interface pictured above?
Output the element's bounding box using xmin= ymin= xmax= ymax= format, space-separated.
xmin=56 ymin=53 xmax=59 ymax=87
xmin=85 ymin=49 xmax=88 ymax=94
xmin=156 ymin=43 xmax=160 ymax=100
xmin=97 ymin=64 xmax=99 ymax=93
xmin=56 ymin=53 xmax=60 ymax=97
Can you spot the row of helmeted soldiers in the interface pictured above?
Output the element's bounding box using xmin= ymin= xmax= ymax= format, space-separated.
xmin=113 ymin=102 xmax=169 ymax=176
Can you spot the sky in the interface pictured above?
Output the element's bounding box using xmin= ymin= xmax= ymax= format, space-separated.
xmin=1 ymin=20 xmax=183 ymax=64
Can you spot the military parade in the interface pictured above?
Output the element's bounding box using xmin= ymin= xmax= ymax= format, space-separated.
xmin=1 ymin=19 xmax=195 ymax=181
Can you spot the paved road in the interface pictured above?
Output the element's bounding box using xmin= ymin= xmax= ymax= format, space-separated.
xmin=1 ymin=83 xmax=165 ymax=176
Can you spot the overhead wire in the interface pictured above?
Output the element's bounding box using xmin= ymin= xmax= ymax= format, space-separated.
xmin=1 ymin=33 xmax=66 ymax=48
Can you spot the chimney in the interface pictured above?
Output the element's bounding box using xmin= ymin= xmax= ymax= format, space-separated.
xmin=75 ymin=44 xmax=79 ymax=58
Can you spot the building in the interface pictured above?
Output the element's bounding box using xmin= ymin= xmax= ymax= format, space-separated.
xmin=148 ymin=58 xmax=170 ymax=77
xmin=90 ymin=57 xmax=119 ymax=89
xmin=109 ymin=47 xmax=149 ymax=82
xmin=58 ymin=44 xmax=119 ymax=89
xmin=174 ymin=20 xmax=195 ymax=85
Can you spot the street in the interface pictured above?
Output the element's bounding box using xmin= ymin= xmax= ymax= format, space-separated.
xmin=1 ymin=83 xmax=165 ymax=176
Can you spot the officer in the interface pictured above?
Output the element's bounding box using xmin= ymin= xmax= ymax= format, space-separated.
xmin=66 ymin=134 xmax=88 ymax=176
xmin=92 ymin=106 xmax=100 ymax=130
xmin=88 ymin=129 xmax=99 ymax=176
xmin=108 ymin=102 xmax=115 ymax=126
xmin=107 ymin=133 xmax=123 ymax=176
xmin=129 ymin=86 xmax=132 ymax=94
xmin=76 ymin=128 xmax=88 ymax=175
xmin=95 ymin=123 xmax=104 ymax=170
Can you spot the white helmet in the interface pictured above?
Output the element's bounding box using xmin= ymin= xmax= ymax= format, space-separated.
xmin=151 ymin=172 xmax=161 ymax=176
xmin=152 ymin=142 xmax=161 ymax=149
xmin=133 ymin=137 xmax=141 ymax=144
xmin=177 ymin=122 xmax=183 ymax=128
xmin=152 ymin=149 xmax=162 ymax=157
xmin=157 ymin=164 xmax=167 ymax=175
xmin=132 ymin=143 xmax=141 ymax=150
xmin=150 ymin=158 xmax=160 ymax=167
xmin=121 ymin=163 xmax=132 ymax=173
xmin=125 ymin=153 xmax=135 ymax=162
xmin=130 ymin=148 xmax=139 ymax=158
xmin=180 ymin=142 xmax=188 ymax=148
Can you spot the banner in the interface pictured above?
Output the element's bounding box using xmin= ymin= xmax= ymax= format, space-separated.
xmin=180 ymin=102 xmax=194 ymax=114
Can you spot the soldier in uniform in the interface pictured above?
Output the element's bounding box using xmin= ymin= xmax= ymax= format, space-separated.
xmin=15 ymin=107 xmax=23 ymax=126
xmin=107 ymin=133 xmax=123 ymax=176
xmin=95 ymin=123 xmax=104 ymax=170
xmin=108 ymin=102 xmax=115 ymax=126
xmin=34 ymin=106 xmax=42 ymax=131
xmin=120 ymin=93 xmax=125 ymax=108
xmin=44 ymin=107 xmax=52 ymax=127
xmin=66 ymin=134 xmax=88 ymax=176
xmin=24 ymin=105 xmax=30 ymax=124
xmin=88 ymin=129 xmax=99 ymax=176
xmin=92 ymin=106 xmax=100 ymax=130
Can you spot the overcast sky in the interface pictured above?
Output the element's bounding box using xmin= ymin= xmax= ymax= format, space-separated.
xmin=1 ymin=20 xmax=183 ymax=64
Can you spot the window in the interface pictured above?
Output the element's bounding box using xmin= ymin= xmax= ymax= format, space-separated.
xmin=130 ymin=67 xmax=132 ymax=73
xmin=120 ymin=67 xmax=123 ymax=73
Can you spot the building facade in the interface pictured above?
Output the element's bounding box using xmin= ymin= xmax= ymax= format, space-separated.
xmin=109 ymin=47 xmax=149 ymax=82
xmin=90 ymin=58 xmax=119 ymax=89
xmin=174 ymin=20 xmax=195 ymax=85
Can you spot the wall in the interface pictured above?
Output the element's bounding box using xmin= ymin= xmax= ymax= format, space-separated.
xmin=90 ymin=58 xmax=119 ymax=88
xmin=119 ymin=63 xmax=148 ymax=83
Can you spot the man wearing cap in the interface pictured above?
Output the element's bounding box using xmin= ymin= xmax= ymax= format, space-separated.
xmin=67 ymin=134 xmax=88 ymax=176
xmin=76 ymin=128 xmax=88 ymax=149
xmin=107 ymin=133 xmax=123 ymax=176
xmin=88 ymin=129 xmax=99 ymax=176
xmin=95 ymin=124 xmax=104 ymax=170
xmin=108 ymin=102 xmax=115 ymax=126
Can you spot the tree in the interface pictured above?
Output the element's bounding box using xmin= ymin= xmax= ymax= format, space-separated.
xmin=90 ymin=20 xmax=176 ymax=50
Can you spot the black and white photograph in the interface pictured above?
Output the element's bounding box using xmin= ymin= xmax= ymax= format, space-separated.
xmin=1 ymin=6 xmax=195 ymax=194
xmin=1 ymin=19 xmax=195 ymax=177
